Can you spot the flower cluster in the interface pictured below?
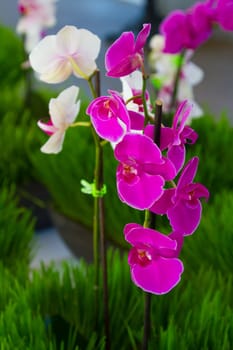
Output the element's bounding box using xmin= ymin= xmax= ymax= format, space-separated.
xmin=160 ymin=0 xmax=233 ymax=54
xmin=16 ymin=0 xmax=57 ymax=53
xmin=28 ymin=15 xmax=211 ymax=295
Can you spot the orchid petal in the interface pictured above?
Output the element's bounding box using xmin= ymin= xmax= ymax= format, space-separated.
xmin=117 ymin=172 xmax=164 ymax=210
xmin=168 ymin=200 xmax=202 ymax=235
xmin=131 ymin=258 xmax=183 ymax=294
xmin=150 ymin=188 xmax=175 ymax=215
xmin=40 ymin=130 xmax=65 ymax=154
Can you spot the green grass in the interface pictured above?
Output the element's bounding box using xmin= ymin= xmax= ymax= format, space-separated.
xmin=0 ymin=249 xmax=232 ymax=349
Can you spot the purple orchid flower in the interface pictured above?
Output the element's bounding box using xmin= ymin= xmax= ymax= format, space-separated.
xmin=150 ymin=157 xmax=209 ymax=235
xmin=145 ymin=101 xmax=198 ymax=174
xmin=215 ymin=0 xmax=233 ymax=31
xmin=160 ymin=1 xmax=214 ymax=53
xmin=86 ymin=90 xmax=131 ymax=143
xmin=124 ymin=223 xmax=184 ymax=295
xmin=105 ymin=23 xmax=151 ymax=77
xmin=114 ymin=133 xmax=176 ymax=210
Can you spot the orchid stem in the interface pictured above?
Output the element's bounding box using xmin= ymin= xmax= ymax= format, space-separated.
xmin=142 ymin=71 xmax=150 ymax=127
xmin=89 ymin=71 xmax=111 ymax=350
xmin=142 ymin=100 xmax=163 ymax=350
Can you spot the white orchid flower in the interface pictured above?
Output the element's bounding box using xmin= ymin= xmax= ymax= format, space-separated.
xmin=29 ymin=25 xmax=101 ymax=83
xmin=120 ymin=71 xmax=152 ymax=116
xmin=149 ymin=34 xmax=204 ymax=119
xmin=16 ymin=0 xmax=57 ymax=53
xmin=38 ymin=85 xmax=80 ymax=154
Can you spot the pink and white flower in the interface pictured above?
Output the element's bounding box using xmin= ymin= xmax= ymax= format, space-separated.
xmin=29 ymin=25 xmax=101 ymax=83
xmin=16 ymin=0 xmax=57 ymax=53
xmin=38 ymin=85 xmax=80 ymax=154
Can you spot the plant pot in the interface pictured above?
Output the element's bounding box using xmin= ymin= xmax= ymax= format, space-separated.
xmin=50 ymin=210 xmax=94 ymax=263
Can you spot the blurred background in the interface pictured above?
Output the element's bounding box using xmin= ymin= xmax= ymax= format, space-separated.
xmin=1 ymin=0 xmax=233 ymax=118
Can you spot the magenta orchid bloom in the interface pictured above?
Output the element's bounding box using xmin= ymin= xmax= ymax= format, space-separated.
xmin=114 ymin=133 xmax=176 ymax=210
xmin=145 ymin=101 xmax=198 ymax=174
xmin=86 ymin=90 xmax=131 ymax=143
xmin=105 ymin=23 xmax=151 ymax=77
xmin=215 ymin=0 xmax=233 ymax=31
xmin=160 ymin=1 xmax=214 ymax=53
xmin=150 ymin=157 xmax=209 ymax=235
xmin=124 ymin=223 xmax=184 ymax=295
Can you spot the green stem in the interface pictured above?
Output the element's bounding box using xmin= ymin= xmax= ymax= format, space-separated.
xmin=89 ymin=71 xmax=111 ymax=349
xmin=142 ymin=74 xmax=150 ymax=127
xmin=70 ymin=121 xmax=91 ymax=127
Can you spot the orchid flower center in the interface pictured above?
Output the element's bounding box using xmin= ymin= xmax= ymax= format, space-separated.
xmin=129 ymin=243 xmax=155 ymax=267
xmin=137 ymin=248 xmax=152 ymax=265
xmin=122 ymin=159 xmax=138 ymax=181
xmin=96 ymin=98 xmax=118 ymax=121
xmin=18 ymin=3 xmax=38 ymax=15
xmin=68 ymin=56 xmax=89 ymax=80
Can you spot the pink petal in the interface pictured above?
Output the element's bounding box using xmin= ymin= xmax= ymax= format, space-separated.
xmin=134 ymin=23 xmax=151 ymax=52
xmin=91 ymin=115 xmax=126 ymax=142
xmin=160 ymin=11 xmax=189 ymax=53
xmin=105 ymin=32 xmax=135 ymax=74
xmin=131 ymin=258 xmax=183 ymax=294
xmin=150 ymin=188 xmax=175 ymax=215
xmin=167 ymin=144 xmax=185 ymax=174
xmin=128 ymin=110 xmax=144 ymax=130
xmin=168 ymin=231 xmax=184 ymax=256
xmin=123 ymin=223 xmax=142 ymax=237
xmin=125 ymin=225 xmax=177 ymax=250
xmin=37 ymin=119 xmax=57 ymax=135
xmin=117 ymin=172 xmax=164 ymax=210
xmin=144 ymin=125 xmax=174 ymax=151
xmin=177 ymin=157 xmax=199 ymax=189
xmin=168 ymin=200 xmax=202 ymax=235
xmin=114 ymin=133 xmax=162 ymax=165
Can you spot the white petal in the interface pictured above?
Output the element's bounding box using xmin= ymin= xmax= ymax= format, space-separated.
xmin=75 ymin=28 xmax=101 ymax=60
xmin=29 ymin=35 xmax=58 ymax=73
xmin=57 ymin=85 xmax=79 ymax=107
xmin=73 ymin=55 xmax=97 ymax=78
xmin=37 ymin=120 xmax=57 ymax=134
xmin=57 ymin=86 xmax=80 ymax=123
xmin=40 ymin=60 xmax=72 ymax=83
xmin=184 ymin=62 xmax=204 ymax=86
xmin=121 ymin=77 xmax=132 ymax=101
xmin=40 ymin=131 xmax=65 ymax=154
xmin=56 ymin=26 xmax=82 ymax=55
xmin=149 ymin=34 xmax=164 ymax=52
xmin=49 ymin=86 xmax=80 ymax=126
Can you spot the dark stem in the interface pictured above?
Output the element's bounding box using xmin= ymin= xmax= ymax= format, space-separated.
xmin=142 ymin=100 xmax=163 ymax=350
xmin=94 ymin=71 xmax=111 ymax=350
xmin=169 ymin=51 xmax=185 ymax=113
xmin=142 ymin=292 xmax=152 ymax=350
